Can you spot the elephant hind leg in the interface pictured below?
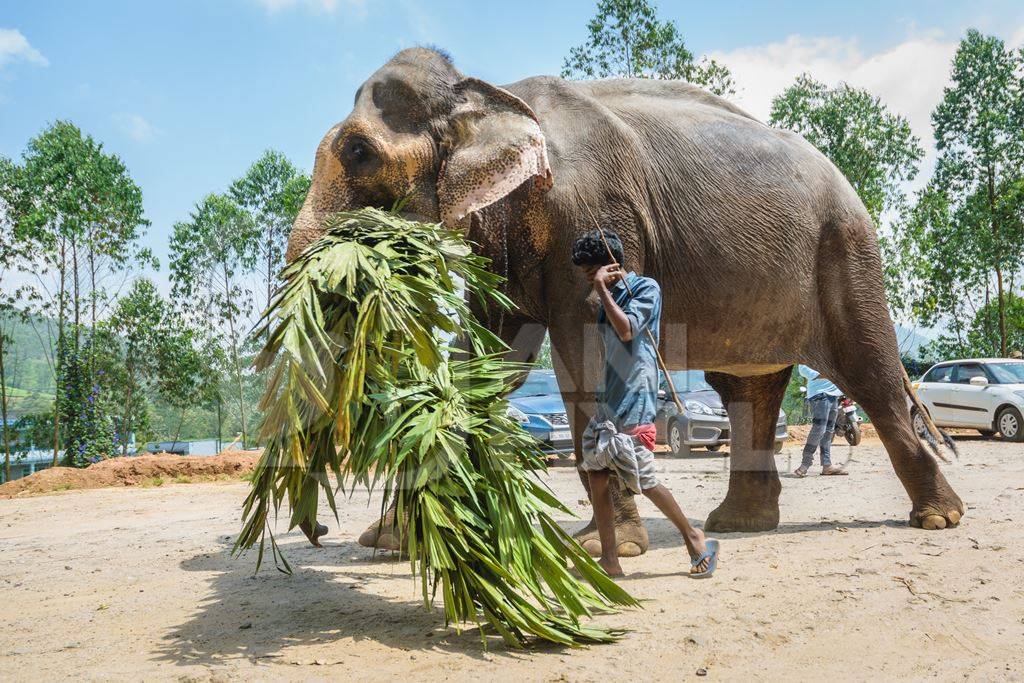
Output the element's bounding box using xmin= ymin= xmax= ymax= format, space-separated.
xmin=816 ymin=216 xmax=964 ymax=529
xmin=821 ymin=339 xmax=965 ymax=529
xmin=703 ymin=367 xmax=792 ymax=533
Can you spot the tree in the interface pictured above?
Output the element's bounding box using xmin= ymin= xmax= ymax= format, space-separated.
xmin=0 ymin=156 xmax=26 ymax=481
xmin=562 ymin=0 xmax=735 ymax=97
xmin=770 ymin=74 xmax=924 ymax=224
xmin=230 ymin=150 xmax=311 ymax=321
xmin=927 ymin=29 xmax=1024 ymax=357
xmin=12 ymin=121 xmax=150 ymax=465
xmin=169 ymin=193 xmax=259 ymax=448
xmin=155 ymin=330 xmax=222 ymax=448
xmin=924 ymin=293 xmax=1024 ymax=360
xmin=100 ymin=279 xmax=167 ymax=455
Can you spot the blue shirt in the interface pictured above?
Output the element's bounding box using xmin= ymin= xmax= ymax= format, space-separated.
xmin=597 ymin=272 xmax=661 ymax=429
xmin=798 ymin=365 xmax=842 ymax=399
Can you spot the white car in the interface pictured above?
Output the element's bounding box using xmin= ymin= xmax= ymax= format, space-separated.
xmin=912 ymin=358 xmax=1024 ymax=442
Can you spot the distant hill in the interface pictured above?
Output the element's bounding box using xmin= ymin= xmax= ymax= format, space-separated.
xmin=2 ymin=316 xmax=57 ymax=409
xmin=894 ymin=324 xmax=935 ymax=361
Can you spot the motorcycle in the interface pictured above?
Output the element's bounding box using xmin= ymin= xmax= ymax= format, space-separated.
xmin=833 ymin=395 xmax=863 ymax=446
xmin=799 ymin=387 xmax=863 ymax=446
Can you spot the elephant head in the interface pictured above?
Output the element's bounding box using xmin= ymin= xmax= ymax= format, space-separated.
xmin=286 ymin=47 xmax=554 ymax=262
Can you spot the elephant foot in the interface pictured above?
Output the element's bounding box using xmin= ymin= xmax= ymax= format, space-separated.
xmin=909 ymin=485 xmax=965 ymax=530
xmin=572 ymin=517 xmax=649 ymax=558
xmin=704 ymin=501 xmax=780 ymax=533
xmin=704 ymin=467 xmax=781 ymax=533
xmin=357 ymin=504 xmax=405 ymax=550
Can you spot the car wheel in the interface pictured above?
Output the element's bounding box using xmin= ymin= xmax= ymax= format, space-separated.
xmin=706 ymin=444 xmax=722 ymax=452
xmin=669 ymin=420 xmax=691 ymax=456
xmin=912 ymin=408 xmax=928 ymax=437
xmin=997 ymin=406 xmax=1023 ymax=442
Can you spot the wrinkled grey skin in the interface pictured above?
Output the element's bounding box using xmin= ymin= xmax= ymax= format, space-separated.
xmin=287 ymin=48 xmax=964 ymax=552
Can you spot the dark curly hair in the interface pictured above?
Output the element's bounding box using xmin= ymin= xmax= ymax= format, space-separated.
xmin=571 ymin=229 xmax=624 ymax=267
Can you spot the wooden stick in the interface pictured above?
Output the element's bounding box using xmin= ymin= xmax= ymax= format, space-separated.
xmin=578 ymin=198 xmax=685 ymax=415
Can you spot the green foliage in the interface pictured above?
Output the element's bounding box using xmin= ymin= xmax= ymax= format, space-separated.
xmin=899 ymin=30 xmax=1024 ymax=357
xmin=58 ymin=335 xmax=115 ymax=466
xmin=10 ymin=411 xmax=55 ymax=456
xmin=923 ymin=292 xmax=1024 ymax=360
xmin=6 ymin=121 xmax=151 ymax=465
xmin=562 ymin=0 xmax=734 ymax=96
xmin=170 ymin=193 xmax=259 ymax=446
xmin=237 ymin=208 xmax=637 ymax=646
xmin=769 ymin=74 xmax=924 ymax=225
xmin=230 ymin=150 xmax=311 ymax=313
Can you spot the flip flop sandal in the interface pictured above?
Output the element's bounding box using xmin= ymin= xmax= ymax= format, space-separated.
xmin=794 ymin=467 xmax=808 ymax=477
xmin=689 ymin=539 xmax=720 ymax=579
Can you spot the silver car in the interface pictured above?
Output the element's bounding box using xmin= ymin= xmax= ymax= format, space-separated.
xmin=911 ymin=358 xmax=1024 ymax=442
xmin=655 ymin=370 xmax=788 ymax=455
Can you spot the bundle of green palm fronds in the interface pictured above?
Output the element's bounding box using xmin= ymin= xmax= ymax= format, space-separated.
xmin=235 ymin=208 xmax=637 ymax=646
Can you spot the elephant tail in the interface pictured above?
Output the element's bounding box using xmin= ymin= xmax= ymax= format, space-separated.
xmin=901 ymin=367 xmax=958 ymax=464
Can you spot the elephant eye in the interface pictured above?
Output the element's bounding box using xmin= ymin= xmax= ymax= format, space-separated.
xmin=340 ymin=135 xmax=381 ymax=176
xmin=345 ymin=138 xmax=372 ymax=164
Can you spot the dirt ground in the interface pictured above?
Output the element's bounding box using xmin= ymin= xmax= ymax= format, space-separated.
xmin=0 ymin=452 xmax=260 ymax=498
xmin=1 ymin=436 xmax=1022 ymax=681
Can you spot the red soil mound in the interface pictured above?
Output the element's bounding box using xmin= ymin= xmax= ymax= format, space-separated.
xmin=0 ymin=450 xmax=261 ymax=498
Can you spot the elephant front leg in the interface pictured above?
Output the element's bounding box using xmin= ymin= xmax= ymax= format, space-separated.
xmin=703 ymin=369 xmax=791 ymax=533
xmin=704 ymin=462 xmax=782 ymax=533
xmin=573 ymin=468 xmax=649 ymax=557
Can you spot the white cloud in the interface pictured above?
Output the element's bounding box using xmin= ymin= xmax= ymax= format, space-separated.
xmin=115 ymin=113 xmax=159 ymax=143
xmin=1012 ymin=25 xmax=1024 ymax=48
xmin=254 ymin=0 xmax=366 ymax=15
xmin=0 ymin=28 xmax=48 ymax=70
xmin=708 ymin=31 xmax=958 ymax=162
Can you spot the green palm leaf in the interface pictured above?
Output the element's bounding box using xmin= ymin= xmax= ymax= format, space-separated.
xmin=235 ymin=207 xmax=638 ymax=646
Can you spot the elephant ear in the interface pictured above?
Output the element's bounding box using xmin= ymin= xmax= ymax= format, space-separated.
xmin=438 ymin=78 xmax=553 ymax=226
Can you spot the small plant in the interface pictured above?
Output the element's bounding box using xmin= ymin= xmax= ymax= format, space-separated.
xmin=144 ymin=476 xmax=165 ymax=487
xmin=173 ymin=475 xmax=192 ymax=484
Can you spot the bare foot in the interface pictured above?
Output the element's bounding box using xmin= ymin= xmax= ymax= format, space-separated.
xmin=685 ymin=528 xmax=711 ymax=574
xmin=299 ymin=519 xmax=328 ymax=548
xmin=598 ymin=557 xmax=625 ymax=578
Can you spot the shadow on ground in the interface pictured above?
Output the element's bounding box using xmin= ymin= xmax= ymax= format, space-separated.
xmin=155 ymin=539 xmax=557 ymax=669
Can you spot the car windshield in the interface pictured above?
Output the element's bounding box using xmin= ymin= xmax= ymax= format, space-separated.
xmin=986 ymin=362 xmax=1024 ymax=384
xmin=511 ymin=372 xmax=560 ymax=397
xmin=661 ymin=370 xmax=714 ymax=393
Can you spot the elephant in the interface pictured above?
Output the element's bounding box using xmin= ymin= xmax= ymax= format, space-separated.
xmin=285 ymin=47 xmax=965 ymax=555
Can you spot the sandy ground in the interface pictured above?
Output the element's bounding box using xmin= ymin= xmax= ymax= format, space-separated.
xmin=1 ymin=436 xmax=1022 ymax=682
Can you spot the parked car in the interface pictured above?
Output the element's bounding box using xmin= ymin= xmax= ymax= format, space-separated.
xmin=911 ymin=358 xmax=1024 ymax=442
xmin=507 ymin=370 xmax=574 ymax=454
xmin=655 ymin=370 xmax=789 ymax=455
xmin=145 ymin=440 xmax=190 ymax=455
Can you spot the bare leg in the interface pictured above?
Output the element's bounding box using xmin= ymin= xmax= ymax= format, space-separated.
xmin=587 ymin=470 xmax=625 ymax=577
xmin=549 ymin=319 xmax=648 ymax=557
xmin=642 ymin=484 xmax=710 ymax=572
xmin=299 ymin=519 xmax=328 ymax=548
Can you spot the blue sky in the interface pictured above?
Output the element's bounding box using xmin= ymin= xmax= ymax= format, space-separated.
xmin=2 ymin=0 xmax=1024 ymax=270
